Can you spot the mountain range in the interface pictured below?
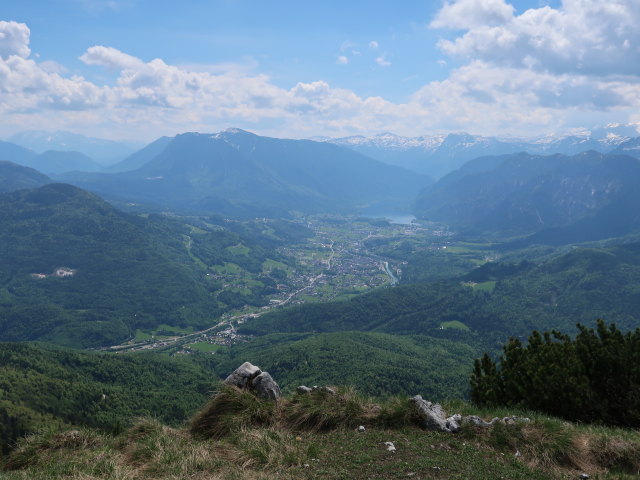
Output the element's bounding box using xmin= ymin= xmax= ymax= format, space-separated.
xmin=319 ymin=123 xmax=640 ymax=178
xmin=8 ymin=130 xmax=137 ymax=165
xmin=414 ymin=150 xmax=640 ymax=242
xmin=0 ymin=140 xmax=102 ymax=175
xmin=58 ymin=129 xmax=430 ymax=216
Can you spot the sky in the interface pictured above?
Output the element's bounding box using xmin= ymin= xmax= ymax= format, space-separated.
xmin=1 ymin=0 xmax=639 ymax=142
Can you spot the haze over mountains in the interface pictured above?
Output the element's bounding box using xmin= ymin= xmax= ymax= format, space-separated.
xmin=58 ymin=129 xmax=430 ymax=216
xmin=8 ymin=131 xmax=137 ymax=165
xmin=320 ymin=123 xmax=640 ymax=178
xmin=414 ymin=150 xmax=640 ymax=243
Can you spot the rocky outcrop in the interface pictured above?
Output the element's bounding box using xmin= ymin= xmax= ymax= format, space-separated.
xmin=224 ymin=362 xmax=261 ymax=388
xmin=411 ymin=395 xmax=529 ymax=433
xmin=223 ymin=362 xmax=281 ymax=400
xmin=252 ymin=372 xmax=281 ymax=401
xmin=296 ymin=385 xmax=336 ymax=395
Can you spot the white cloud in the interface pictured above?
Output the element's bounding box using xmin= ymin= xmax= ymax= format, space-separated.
xmin=337 ymin=55 xmax=349 ymax=65
xmin=375 ymin=56 xmax=391 ymax=67
xmin=431 ymin=0 xmax=514 ymax=29
xmin=80 ymin=46 xmax=144 ymax=71
xmin=0 ymin=21 xmax=31 ymax=59
xmin=369 ymin=40 xmax=379 ymax=49
xmin=433 ymin=0 xmax=640 ymax=77
xmin=3 ymin=7 xmax=640 ymax=141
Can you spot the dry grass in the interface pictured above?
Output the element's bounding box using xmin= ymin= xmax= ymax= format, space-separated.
xmin=4 ymin=388 xmax=640 ymax=479
xmin=282 ymin=386 xmax=371 ymax=432
xmin=189 ymin=385 xmax=278 ymax=439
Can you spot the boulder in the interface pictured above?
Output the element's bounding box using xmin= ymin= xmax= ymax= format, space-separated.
xmin=223 ymin=362 xmax=281 ymax=401
xmin=411 ymin=395 xmax=452 ymax=432
xmin=252 ymin=372 xmax=281 ymax=400
xmin=296 ymin=386 xmax=313 ymax=394
xmin=224 ymin=362 xmax=262 ymax=388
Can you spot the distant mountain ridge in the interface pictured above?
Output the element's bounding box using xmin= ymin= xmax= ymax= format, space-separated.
xmin=414 ymin=150 xmax=640 ymax=242
xmin=320 ymin=123 xmax=640 ymax=178
xmin=59 ymin=129 xmax=430 ymax=217
xmin=0 ymin=161 xmax=51 ymax=193
xmin=8 ymin=130 xmax=137 ymax=165
xmin=0 ymin=140 xmax=104 ymax=174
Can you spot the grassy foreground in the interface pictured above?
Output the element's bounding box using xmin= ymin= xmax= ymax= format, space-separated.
xmin=2 ymin=386 xmax=640 ymax=479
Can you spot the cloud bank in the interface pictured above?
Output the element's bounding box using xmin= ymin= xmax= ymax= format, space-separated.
xmin=1 ymin=2 xmax=640 ymax=140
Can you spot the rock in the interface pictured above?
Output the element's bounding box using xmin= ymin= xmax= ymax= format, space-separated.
xmin=446 ymin=414 xmax=462 ymax=433
xmin=224 ymin=362 xmax=261 ymax=388
xmin=579 ymin=475 xmax=590 ymax=480
xmin=411 ymin=395 xmax=452 ymax=432
xmin=384 ymin=441 xmax=396 ymax=452
xmin=358 ymin=425 xmax=366 ymax=433
xmin=462 ymin=415 xmax=492 ymax=427
xmin=311 ymin=386 xmax=336 ymax=395
xmin=251 ymin=372 xmax=281 ymax=400
xmin=296 ymin=385 xmax=313 ymax=394
xmin=223 ymin=362 xmax=281 ymax=401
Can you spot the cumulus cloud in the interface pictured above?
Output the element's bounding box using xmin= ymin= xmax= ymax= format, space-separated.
xmin=3 ymin=6 xmax=640 ymax=141
xmin=369 ymin=40 xmax=379 ymax=49
xmin=433 ymin=0 xmax=640 ymax=77
xmin=431 ymin=0 xmax=514 ymax=29
xmin=0 ymin=21 xmax=31 ymax=59
xmin=80 ymin=46 xmax=144 ymax=71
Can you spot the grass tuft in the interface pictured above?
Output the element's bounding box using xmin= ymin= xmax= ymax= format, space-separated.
xmin=283 ymin=386 xmax=369 ymax=432
xmin=189 ymin=385 xmax=277 ymax=439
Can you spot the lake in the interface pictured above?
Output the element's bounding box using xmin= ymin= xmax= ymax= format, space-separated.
xmin=362 ymin=213 xmax=416 ymax=225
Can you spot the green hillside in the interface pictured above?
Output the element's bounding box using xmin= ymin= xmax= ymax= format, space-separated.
xmin=240 ymin=242 xmax=640 ymax=341
xmin=209 ymin=331 xmax=478 ymax=398
xmin=0 ymin=184 xmax=309 ymax=348
xmin=0 ymin=342 xmax=220 ymax=453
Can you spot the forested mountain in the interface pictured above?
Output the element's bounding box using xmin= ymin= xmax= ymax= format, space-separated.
xmin=0 ymin=342 xmax=218 ymax=453
xmin=0 ymin=182 xmax=314 ymax=347
xmin=0 ymin=183 xmax=220 ymax=347
xmin=0 ymin=161 xmax=50 ymax=193
xmin=59 ymin=129 xmax=430 ymax=216
xmin=239 ymin=241 xmax=640 ymax=346
xmin=414 ymin=151 xmax=640 ymax=240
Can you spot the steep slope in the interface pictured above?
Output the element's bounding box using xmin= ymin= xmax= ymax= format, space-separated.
xmin=60 ymin=129 xmax=430 ymax=216
xmin=104 ymin=135 xmax=173 ymax=173
xmin=414 ymin=151 xmax=640 ymax=240
xmin=0 ymin=183 xmax=219 ymax=347
xmin=0 ymin=161 xmax=50 ymax=192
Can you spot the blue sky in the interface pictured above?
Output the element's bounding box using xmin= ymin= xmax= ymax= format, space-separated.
xmin=1 ymin=0 xmax=637 ymax=141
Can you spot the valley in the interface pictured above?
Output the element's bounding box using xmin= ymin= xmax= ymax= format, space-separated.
xmin=105 ymin=214 xmax=456 ymax=353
